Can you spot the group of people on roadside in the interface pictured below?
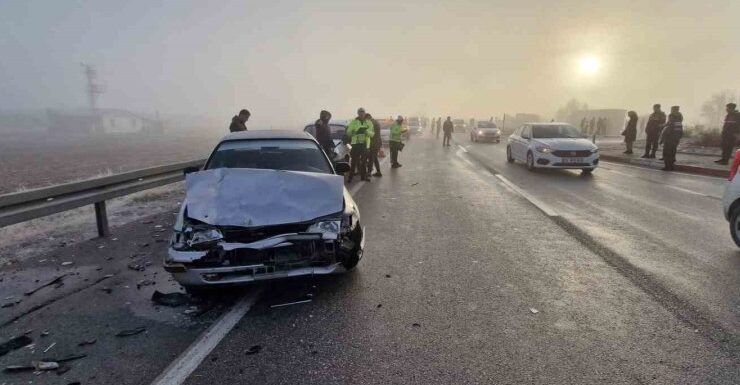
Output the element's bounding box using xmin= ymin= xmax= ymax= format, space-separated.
xmin=581 ymin=116 xmax=609 ymax=136
xmin=430 ymin=117 xmax=454 ymax=146
xmin=621 ymin=103 xmax=740 ymax=171
xmin=228 ymin=107 xmax=407 ymax=183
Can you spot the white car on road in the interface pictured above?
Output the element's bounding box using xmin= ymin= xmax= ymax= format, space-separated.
xmin=722 ymin=152 xmax=740 ymax=247
xmin=507 ymin=123 xmax=599 ymax=174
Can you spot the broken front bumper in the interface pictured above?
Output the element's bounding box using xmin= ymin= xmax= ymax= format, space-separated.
xmin=164 ymin=232 xmax=359 ymax=286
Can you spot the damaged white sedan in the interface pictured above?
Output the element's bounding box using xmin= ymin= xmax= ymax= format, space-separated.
xmin=165 ymin=130 xmax=364 ymax=292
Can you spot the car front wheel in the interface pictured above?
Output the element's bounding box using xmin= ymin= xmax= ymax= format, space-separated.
xmin=526 ymin=152 xmax=535 ymax=171
xmin=730 ymin=205 xmax=740 ymax=248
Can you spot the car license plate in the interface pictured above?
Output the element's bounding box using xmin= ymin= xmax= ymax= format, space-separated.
xmin=562 ymin=157 xmax=584 ymax=163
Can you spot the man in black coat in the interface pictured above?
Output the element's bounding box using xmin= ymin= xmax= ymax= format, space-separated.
xmin=642 ymin=104 xmax=666 ymax=158
xmin=442 ymin=117 xmax=453 ymax=147
xmin=366 ymin=113 xmax=383 ymax=177
xmin=314 ymin=110 xmax=335 ymax=156
xmin=229 ymin=109 xmax=250 ymax=132
xmin=660 ymin=106 xmax=683 ymax=171
xmin=716 ymin=103 xmax=740 ymax=165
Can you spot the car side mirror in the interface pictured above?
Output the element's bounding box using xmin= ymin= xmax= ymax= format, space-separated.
xmin=334 ymin=162 xmax=350 ymax=174
xmin=183 ymin=166 xmax=200 ymax=175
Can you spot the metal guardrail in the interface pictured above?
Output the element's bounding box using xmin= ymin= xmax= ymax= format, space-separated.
xmin=0 ymin=159 xmax=206 ymax=237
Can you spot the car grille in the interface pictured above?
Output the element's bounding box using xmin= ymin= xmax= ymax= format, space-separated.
xmin=552 ymin=162 xmax=592 ymax=167
xmin=552 ymin=150 xmax=592 ymax=157
xmin=220 ymin=223 xmax=309 ymax=243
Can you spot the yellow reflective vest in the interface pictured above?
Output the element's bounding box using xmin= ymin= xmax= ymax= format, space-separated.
xmin=347 ymin=118 xmax=374 ymax=146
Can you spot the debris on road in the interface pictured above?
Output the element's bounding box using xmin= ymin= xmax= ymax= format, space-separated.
xmin=270 ymin=299 xmax=312 ymax=308
xmin=61 ymin=261 xmax=74 ymax=266
xmin=115 ymin=327 xmax=146 ymax=337
xmin=376 ymin=304 xmax=382 ymax=309
xmin=137 ymin=279 xmax=156 ymax=289
xmin=151 ymin=290 xmax=190 ymax=307
xmin=410 ymin=182 xmax=419 ymax=186
xmin=100 ymin=287 xmax=112 ymax=294
xmin=128 ymin=262 xmax=146 ymax=271
xmin=245 ymin=345 xmax=262 ymax=355
xmin=412 ymin=323 xmax=421 ymax=328
xmin=4 ymin=364 xmax=35 ymax=373
xmin=43 ymin=342 xmax=56 ymax=353
xmin=78 ymin=338 xmax=97 ymax=346
xmin=47 ymin=353 xmax=87 ymax=363
xmin=529 ymin=308 xmax=539 ymax=314
xmin=33 ymin=360 xmax=60 ymax=371
xmin=1 ymin=299 xmax=21 ymax=308
xmin=41 ymin=330 xmax=50 ymax=337
xmin=0 ymin=335 xmax=33 ymax=357
xmin=24 ymin=273 xmax=70 ymax=296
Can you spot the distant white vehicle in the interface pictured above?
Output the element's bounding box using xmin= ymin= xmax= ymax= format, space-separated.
xmin=506 ymin=123 xmax=599 ymax=174
xmin=722 ymin=152 xmax=740 ymax=247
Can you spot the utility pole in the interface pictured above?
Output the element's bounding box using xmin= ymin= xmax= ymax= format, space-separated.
xmin=81 ymin=63 xmax=104 ymax=132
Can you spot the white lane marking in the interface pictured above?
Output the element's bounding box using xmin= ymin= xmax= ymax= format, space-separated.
xmin=150 ymin=289 xmax=262 ymax=385
xmin=152 ymin=155 xmax=384 ymax=384
xmin=494 ymin=174 xmax=559 ymax=217
xmin=348 ymin=155 xmax=389 ymax=196
xmin=600 ymin=160 xmax=722 ymax=180
xmin=457 ymin=144 xmax=468 ymax=153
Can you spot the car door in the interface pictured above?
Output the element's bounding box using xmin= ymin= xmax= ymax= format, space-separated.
xmin=517 ymin=125 xmax=532 ymax=159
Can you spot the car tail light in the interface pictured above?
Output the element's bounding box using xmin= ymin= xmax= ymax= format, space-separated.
xmin=729 ymin=150 xmax=740 ymax=181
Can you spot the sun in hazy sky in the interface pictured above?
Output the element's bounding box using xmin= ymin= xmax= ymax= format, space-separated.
xmin=579 ymin=56 xmax=601 ymax=76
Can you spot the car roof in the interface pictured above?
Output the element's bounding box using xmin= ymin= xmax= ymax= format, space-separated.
xmin=526 ymin=122 xmax=571 ymax=126
xmin=303 ymin=120 xmax=349 ymax=127
xmin=220 ymin=130 xmax=315 ymax=142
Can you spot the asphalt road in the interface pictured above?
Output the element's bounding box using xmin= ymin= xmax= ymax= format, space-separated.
xmin=1 ymin=133 xmax=738 ymax=384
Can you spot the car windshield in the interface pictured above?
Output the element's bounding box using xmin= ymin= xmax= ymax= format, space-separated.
xmin=206 ymin=139 xmax=333 ymax=174
xmin=477 ymin=122 xmax=497 ymax=128
xmin=532 ymin=125 xmax=582 ymax=139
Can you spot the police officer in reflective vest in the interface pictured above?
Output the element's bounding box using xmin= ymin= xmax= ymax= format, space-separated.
xmin=660 ymin=106 xmax=683 ymax=171
xmin=346 ymin=108 xmax=374 ymax=183
xmin=390 ymin=115 xmax=408 ymax=168
xmin=716 ymin=103 xmax=740 ymax=165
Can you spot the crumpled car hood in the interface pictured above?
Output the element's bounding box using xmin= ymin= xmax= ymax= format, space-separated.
xmin=184 ymin=168 xmax=344 ymax=228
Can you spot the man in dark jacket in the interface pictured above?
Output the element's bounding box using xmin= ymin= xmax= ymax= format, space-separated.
xmin=314 ymin=110 xmax=335 ymax=156
xmin=442 ymin=117 xmax=453 ymax=146
xmin=229 ymin=109 xmax=250 ymax=132
xmin=660 ymin=106 xmax=683 ymax=171
xmin=366 ymin=113 xmax=383 ymax=177
xmin=642 ymin=104 xmax=666 ymax=158
xmin=716 ymin=103 xmax=740 ymax=165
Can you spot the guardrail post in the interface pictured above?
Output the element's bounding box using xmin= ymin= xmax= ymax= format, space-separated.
xmin=94 ymin=201 xmax=110 ymax=237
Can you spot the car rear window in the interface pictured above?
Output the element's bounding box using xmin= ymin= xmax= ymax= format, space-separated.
xmin=206 ymin=139 xmax=333 ymax=174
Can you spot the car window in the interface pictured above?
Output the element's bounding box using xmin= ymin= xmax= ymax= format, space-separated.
xmin=532 ymin=124 xmax=582 ymax=139
xmin=521 ymin=126 xmax=531 ymax=139
xmin=206 ymin=139 xmax=333 ymax=174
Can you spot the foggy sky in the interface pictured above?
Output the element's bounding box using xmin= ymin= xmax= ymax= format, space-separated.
xmin=1 ymin=0 xmax=739 ymax=128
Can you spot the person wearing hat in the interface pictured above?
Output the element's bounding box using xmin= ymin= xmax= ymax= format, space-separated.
xmin=642 ymin=104 xmax=666 ymax=158
xmin=389 ymin=115 xmax=408 ymax=168
xmin=660 ymin=106 xmax=683 ymax=171
xmin=229 ymin=109 xmax=250 ymax=132
xmin=716 ymin=103 xmax=740 ymax=165
xmin=346 ymin=108 xmax=374 ymax=182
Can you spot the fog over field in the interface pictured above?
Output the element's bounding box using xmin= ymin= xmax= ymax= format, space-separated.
xmin=2 ymin=0 xmax=739 ymax=127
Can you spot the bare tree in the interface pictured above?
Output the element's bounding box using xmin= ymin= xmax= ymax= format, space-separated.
xmin=556 ymin=98 xmax=589 ymax=121
xmin=701 ymin=90 xmax=737 ymax=129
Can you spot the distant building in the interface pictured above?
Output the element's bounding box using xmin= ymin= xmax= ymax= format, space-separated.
xmin=46 ymin=108 xmax=163 ymax=134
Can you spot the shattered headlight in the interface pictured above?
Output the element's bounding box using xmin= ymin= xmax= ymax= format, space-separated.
xmin=307 ymin=220 xmax=341 ymax=240
xmin=187 ymin=228 xmax=224 ymax=247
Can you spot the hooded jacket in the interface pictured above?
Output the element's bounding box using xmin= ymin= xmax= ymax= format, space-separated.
xmin=229 ymin=116 xmax=247 ymax=132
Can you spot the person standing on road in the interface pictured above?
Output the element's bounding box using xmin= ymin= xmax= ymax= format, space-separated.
xmin=346 ymin=108 xmax=374 ymax=183
xmin=366 ymin=113 xmax=383 ymax=177
xmin=435 ymin=117 xmax=441 ymax=139
xmin=622 ymin=111 xmax=638 ymax=154
xmin=660 ymin=106 xmax=684 ymax=171
xmin=716 ymin=103 xmax=740 ymax=165
xmin=442 ymin=117 xmax=453 ymax=147
xmin=229 ymin=109 xmax=250 ymax=132
xmin=642 ymin=104 xmax=666 ymax=159
xmin=389 ymin=115 xmax=407 ymax=168
xmin=314 ymin=110 xmax=335 ymax=157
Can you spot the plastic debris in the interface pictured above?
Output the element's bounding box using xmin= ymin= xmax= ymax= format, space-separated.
xmin=43 ymin=342 xmax=56 ymax=353
xmin=33 ymin=361 xmax=60 ymax=371
xmin=115 ymin=327 xmax=146 ymax=337
xmin=24 ymin=274 xmax=69 ymax=296
xmin=61 ymin=261 xmax=74 ymax=266
xmin=41 ymin=330 xmax=50 ymax=337
xmin=245 ymin=345 xmax=262 ymax=355
xmin=127 ymin=262 xmax=146 ymax=271
xmin=529 ymin=308 xmax=539 ymax=314
xmin=0 ymin=335 xmax=33 ymax=357
xmin=137 ymin=279 xmax=156 ymax=289
xmin=4 ymin=364 xmax=34 ymax=373
xmin=151 ymin=290 xmax=190 ymax=307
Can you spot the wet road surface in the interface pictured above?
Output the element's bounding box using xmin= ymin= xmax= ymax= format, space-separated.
xmin=1 ymin=133 xmax=738 ymax=384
